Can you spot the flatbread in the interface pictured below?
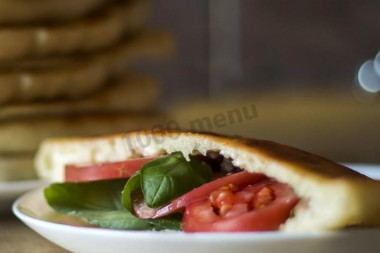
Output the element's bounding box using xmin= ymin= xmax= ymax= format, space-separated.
xmin=0 ymin=31 xmax=173 ymax=104
xmin=35 ymin=130 xmax=380 ymax=231
xmin=0 ymin=0 xmax=112 ymax=24
xmin=0 ymin=0 xmax=149 ymax=60
xmin=0 ymin=74 xmax=158 ymax=120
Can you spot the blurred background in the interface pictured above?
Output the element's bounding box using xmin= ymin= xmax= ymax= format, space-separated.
xmin=0 ymin=0 xmax=379 ymax=183
xmin=150 ymin=0 xmax=379 ymax=100
xmin=147 ymin=0 xmax=380 ymax=164
xmin=1 ymin=1 xmax=379 ymax=250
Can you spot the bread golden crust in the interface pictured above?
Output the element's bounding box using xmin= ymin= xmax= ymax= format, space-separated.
xmin=34 ymin=130 xmax=380 ymax=231
xmin=236 ymin=137 xmax=366 ymax=179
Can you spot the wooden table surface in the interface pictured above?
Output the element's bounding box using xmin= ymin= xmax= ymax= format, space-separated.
xmin=0 ymin=211 xmax=68 ymax=253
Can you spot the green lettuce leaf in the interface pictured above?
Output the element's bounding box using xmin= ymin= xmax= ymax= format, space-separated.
xmin=44 ymin=179 xmax=181 ymax=230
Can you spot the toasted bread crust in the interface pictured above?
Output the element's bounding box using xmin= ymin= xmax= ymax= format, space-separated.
xmin=35 ymin=130 xmax=380 ymax=231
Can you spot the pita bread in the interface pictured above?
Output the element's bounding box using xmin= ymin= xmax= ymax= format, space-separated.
xmin=0 ymin=31 xmax=173 ymax=104
xmin=35 ymin=130 xmax=380 ymax=231
xmin=0 ymin=75 xmax=158 ymax=120
xmin=0 ymin=0 xmax=149 ymax=61
xmin=0 ymin=0 xmax=111 ymax=24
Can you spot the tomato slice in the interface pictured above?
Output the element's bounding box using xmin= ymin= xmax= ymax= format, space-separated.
xmin=182 ymin=195 xmax=299 ymax=232
xmin=65 ymin=157 xmax=157 ymax=182
xmin=181 ymin=181 xmax=299 ymax=232
xmin=133 ymin=169 xmax=299 ymax=232
xmin=151 ymin=171 xmax=266 ymax=218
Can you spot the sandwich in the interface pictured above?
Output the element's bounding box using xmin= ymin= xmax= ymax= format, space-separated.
xmin=35 ymin=130 xmax=380 ymax=232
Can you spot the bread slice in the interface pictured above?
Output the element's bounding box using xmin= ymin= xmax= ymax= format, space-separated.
xmin=0 ymin=31 xmax=173 ymax=104
xmin=35 ymin=130 xmax=380 ymax=231
xmin=0 ymin=0 xmax=111 ymax=24
xmin=0 ymin=0 xmax=149 ymax=60
xmin=0 ymin=75 xmax=158 ymax=120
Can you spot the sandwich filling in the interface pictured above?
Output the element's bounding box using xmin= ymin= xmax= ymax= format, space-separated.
xmin=44 ymin=151 xmax=300 ymax=232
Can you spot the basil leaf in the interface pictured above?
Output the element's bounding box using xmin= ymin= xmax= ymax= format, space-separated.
xmin=44 ymin=179 xmax=181 ymax=231
xmin=122 ymin=172 xmax=141 ymax=213
xmin=140 ymin=152 xmax=212 ymax=208
xmin=45 ymin=179 xmax=127 ymax=211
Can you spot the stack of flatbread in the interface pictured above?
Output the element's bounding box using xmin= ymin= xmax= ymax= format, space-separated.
xmin=0 ymin=0 xmax=173 ymax=181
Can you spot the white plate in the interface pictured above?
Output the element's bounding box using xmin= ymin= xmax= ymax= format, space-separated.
xmin=12 ymin=164 xmax=380 ymax=253
xmin=0 ymin=180 xmax=46 ymax=212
